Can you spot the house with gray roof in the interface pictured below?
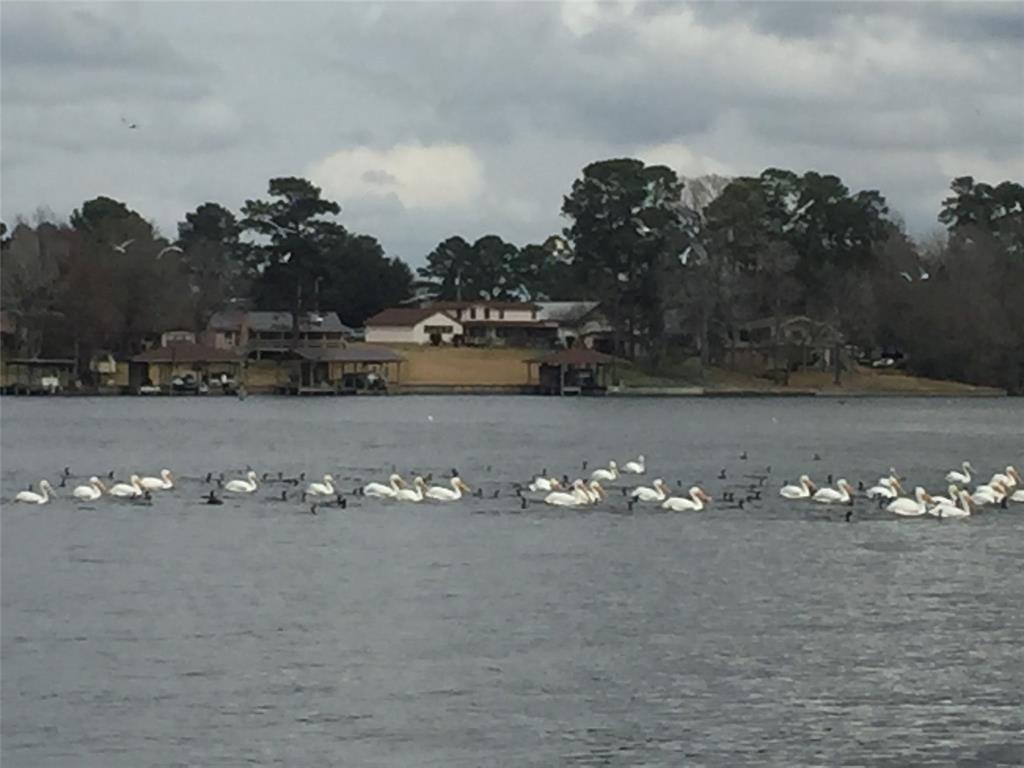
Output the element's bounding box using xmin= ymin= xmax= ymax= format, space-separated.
xmin=535 ymin=301 xmax=614 ymax=352
xmin=204 ymin=310 xmax=355 ymax=359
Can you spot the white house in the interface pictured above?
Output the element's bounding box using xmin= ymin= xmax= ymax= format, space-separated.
xmin=427 ymin=300 xmax=552 ymax=346
xmin=364 ymin=308 xmax=463 ymax=345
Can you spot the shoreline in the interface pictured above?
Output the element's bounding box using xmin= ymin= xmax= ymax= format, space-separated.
xmin=0 ymin=385 xmax=1010 ymax=399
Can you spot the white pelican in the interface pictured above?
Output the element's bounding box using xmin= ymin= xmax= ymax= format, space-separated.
xmin=583 ymin=480 xmax=606 ymax=505
xmin=224 ymin=470 xmax=259 ymax=494
xmin=72 ymin=476 xmax=106 ymax=501
xmin=395 ymin=476 xmax=427 ymax=502
xmin=622 ymin=455 xmax=646 ymax=474
xmin=945 ymin=461 xmax=974 ymax=484
xmin=631 ymin=478 xmax=668 ymax=502
xmin=305 ymin=474 xmax=336 ymax=497
xmin=363 ymin=474 xmax=405 ymax=498
xmin=528 ymin=476 xmax=561 ymax=493
xmin=425 ymin=476 xmax=471 ymax=501
xmin=590 ymin=461 xmax=618 ymax=482
xmin=15 ymin=480 xmax=55 ymax=504
xmin=109 ymin=475 xmax=144 ymax=498
xmin=780 ymin=475 xmax=817 ymax=499
xmin=927 ymin=484 xmax=961 ymax=507
xmin=865 ymin=476 xmax=902 ymax=500
xmin=139 ymin=469 xmax=174 ymax=491
xmin=544 ymin=480 xmax=590 ymax=507
xmin=886 ymin=487 xmax=930 ymax=516
xmin=1010 ymin=488 xmax=1024 ymax=503
xmin=989 ymin=465 xmax=1020 ymax=490
xmin=929 ymin=490 xmax=973 ymax=519
xmin=877 ymin=466 xmax=903 ymax=483
xmin=812 ymin=479 xmax=854 ymax=505
xmin=971 ymin=480 xmax=1007 ymax=507
xmin=662 ymin=486 xmax=712 ymax=512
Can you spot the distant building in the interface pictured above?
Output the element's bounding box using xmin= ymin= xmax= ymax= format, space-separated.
xmin=130 ymin=342 xmax=244 ymax=391
xmin=364 ymin=308 xmax=463 ymax=345
xmin=364 ymin=299 xmax=615 ymax=349
xmin=204 ymin=311 xmax=353 ymax=359
xmin=428 ymin=300 xmax=553 ymax=347
xmin=161 ymin=330 xmax=196 ymax=347
xmin=535 ymin=301 xmax=614 ymax=352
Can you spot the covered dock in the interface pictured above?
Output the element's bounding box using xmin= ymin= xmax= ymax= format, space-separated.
xmin=2 ymin=357 xmax=77 ymax=394
xmin=130 ymin=343 xmax=243 ymax=393
xmin=288 ymin=345 xmax=405 ymax=394
xmin=526 ymin=348 xmax=618 ymax=395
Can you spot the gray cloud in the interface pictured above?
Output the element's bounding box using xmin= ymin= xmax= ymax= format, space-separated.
xmin=2 ymin=1 xmax=1021 ymax=264
xmin=361 ymin=169 xmax=398 ymax=186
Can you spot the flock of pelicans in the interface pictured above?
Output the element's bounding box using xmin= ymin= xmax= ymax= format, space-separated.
xmin=778 ymin=461 xmax=1022 ymax=517
xmin=8 ymin=455 xmax=1023 ymax=519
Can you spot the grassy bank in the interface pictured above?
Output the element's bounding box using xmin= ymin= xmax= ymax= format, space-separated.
xmin=618 ymin=359 xmax=1003 ymax=395
xmin=381 ymin=345 xmax=1003 ymax=395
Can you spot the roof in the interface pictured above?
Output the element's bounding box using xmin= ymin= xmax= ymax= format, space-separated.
xmin=430 ymin=300 xmax=540 ymax=311
xmin=207 ymin=310 xmax=246 ymax=331
xmin=461 ymin=320 xmax=549 ymax=328
xmin=296 ymin=345 xmax=405 ymax=363
xmin=207 ymin=310 xmax=348 ymax=334
xmin=3 ymin=357 xmax=76 ymax=366
xmin=527 ymin=348 xmax=620 ymax=366
xmin=365 ymin=307 xmax=459 ymax=327
xmin=535 ymin=301 xmax=602 ymax=323
xmin=132 ymin=343 xmax=242 ymax=364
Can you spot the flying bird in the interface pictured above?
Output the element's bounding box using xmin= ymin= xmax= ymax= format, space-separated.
xmin=112 ymin=239 xmax=135 ymax=253
xmin=121 ymin=117 xmax=139 ymax=129
xmin=156 ymin=245 xmax=183 ymax=259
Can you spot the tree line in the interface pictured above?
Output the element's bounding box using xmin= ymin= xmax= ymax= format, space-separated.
xmin=2 ymin=168 xmax=1021 ymax=392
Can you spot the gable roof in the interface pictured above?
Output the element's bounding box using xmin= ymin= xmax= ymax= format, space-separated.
xmin=535 ymin=301 xmax=602 ymax=324
xmin=296 ymin=344 xmax=405 ymax=363
xmin=430 ymin=300 xmax=540 ymax=312
xmin=527 ymin=348 xmax=620 ymax=366
xmin=206 ymin=310 xmax=246 ymax=331
xmin=207 ymin=310 xmax=348 ymax=334
xmin=365 ymin=308 xmax=459 ymax=327
xmin=132 ymin=343 xmax=242 ymax=364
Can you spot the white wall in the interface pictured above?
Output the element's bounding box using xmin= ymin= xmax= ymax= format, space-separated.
xmin=366 ymin=327 xmax=421 ymax=344
xmin=366 ymin=313 xmax=463 ymax=345
xmin=453 ymin=304 xmax=537 ymax=323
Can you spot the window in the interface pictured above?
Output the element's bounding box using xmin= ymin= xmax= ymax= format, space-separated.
xmin=470 ymin=308 xmax=477 ymax=319
xmin=484 ymin=308 xmax=491 ymax=319
xmin=499 ymin=310 xmax=505 ymax=319
xmin=424 ymin=325 xmax=453 ymax=334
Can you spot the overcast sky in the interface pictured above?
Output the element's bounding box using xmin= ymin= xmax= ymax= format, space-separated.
xmin=2 ymin=1 xmax=1022 ymax=263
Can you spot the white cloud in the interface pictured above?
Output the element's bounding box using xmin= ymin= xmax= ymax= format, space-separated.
xmin=635 ymin=143 xmax=735 ymax=178
xmin=936 ymin=150 xmax=1024 ymax=187
xmin=308 ymin=143 xmax=484 ymax=210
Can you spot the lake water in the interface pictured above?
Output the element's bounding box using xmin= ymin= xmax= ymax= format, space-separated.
xmin=2 ymin=395 xmax=1023 ymax=766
